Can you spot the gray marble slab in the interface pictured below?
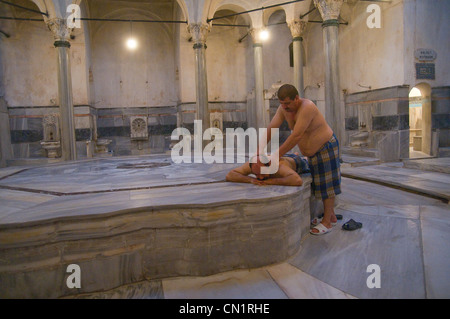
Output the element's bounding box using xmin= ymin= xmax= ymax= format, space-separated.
xmin=339 ymin=177 xmax=444 ymax=206
xmin=0 ymin=157 xmax=243 ymax=194
xmin=341 ymin=164 xmax=450 ymax=200
xmin=290 ymin=207 xmax=426 ymax=298
xmin=420 ymin=205 xmax=450 ymax=298
xmin=403 ymin=158 xmax=450 ymax=174
xmin=0 ymin=181 xmax=306 ymax=226
xmin=266 ymin=263 xmax=356 ymax=299
xmin=163 ymin=268 xmax=288 ymax=299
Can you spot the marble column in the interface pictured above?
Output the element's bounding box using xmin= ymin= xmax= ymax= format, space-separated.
xmin=0 ymin=98 xmax=13 ymax=167
xmin=188 ymin=23 xmax=210 ymax=131
xmin=287 ymin=20 xmax=307 ymax=98
xmin=250 ymin=28 xmax=266 ymax=129
xmin=47 ymin=18 xmax=77 ymax=161
xmin=314 ymin=0 xmax=344 ymax=145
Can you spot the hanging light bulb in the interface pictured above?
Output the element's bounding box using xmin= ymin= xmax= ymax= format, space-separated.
xmin=126 ymin=37 xmax=138 ymax=50
xmin=259 ymin=29 xmax=269 ymax=42
xmin=126 ymin=20 xmax=138 ymax=50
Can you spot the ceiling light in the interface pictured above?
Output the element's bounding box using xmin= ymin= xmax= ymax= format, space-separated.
xmin=126 ymin=38 xmax=138 ymax=50
xmin=259 ymin=29 xmax=269 ymax=42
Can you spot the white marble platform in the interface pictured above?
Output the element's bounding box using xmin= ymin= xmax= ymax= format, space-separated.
xmin=0 ymin=155 xmax=313 ymax=298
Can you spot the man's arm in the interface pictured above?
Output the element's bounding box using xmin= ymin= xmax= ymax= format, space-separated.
xmin=277 ymin=102 xmax=314 ymax=158
xmin=225 ymin=163 xmax=256 ymax=183
xmin=258 ymin=106 xmax=285 ymax=154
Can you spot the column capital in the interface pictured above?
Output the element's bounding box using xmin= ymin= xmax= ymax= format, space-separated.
xmin=187 ymin=23 xmax=211 ymax=45
xmin=287 ymin=20 xmax=307 ymax=39
xmin=249 ymin=28 xmax=264 ymax=45
xmin=46 ymin=18 xmax=71 ymax=42
xmin=313 ymin=0 xmax=344 ymax=21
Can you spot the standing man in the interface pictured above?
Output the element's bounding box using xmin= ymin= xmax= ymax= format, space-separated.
xmin=257 ymin=84 xmax=341 ymax=235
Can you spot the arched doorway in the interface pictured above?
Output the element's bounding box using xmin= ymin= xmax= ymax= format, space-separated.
xmin=409 ymin=83 xmax=432 ymax=158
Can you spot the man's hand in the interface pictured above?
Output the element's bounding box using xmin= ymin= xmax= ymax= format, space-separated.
xmin=250 ymin=178 xmax=267 ymax=186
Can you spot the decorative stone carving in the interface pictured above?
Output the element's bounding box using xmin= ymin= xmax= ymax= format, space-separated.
xmin=210 ymin=112 xmax=223 ymax=132
xmin=130 ymin=116 xmax=149 ymax=140
xmin=41 ymin=114 xmax=61 ymax=158
xmin=187 ymin=23 xmax=211 ymax=44
xmin=95 ymin=138 xmax=112 ymax=154
xmin=287 ymin=20 xmax=307 ymax=38
xmin=265 ymin=82 xmax=283 ymax=100
xmin=42 ymin=113 xmax=60 ymax=141
xmin=314 ymin=0 xmax=344 ymax=21
xmin=46 ymin=18 xmax=71 ymax=42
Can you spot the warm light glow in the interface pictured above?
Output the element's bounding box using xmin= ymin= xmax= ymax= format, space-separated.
xmin=409 ymin=87 xmax=422 ymax=97
xmin=259 ymin=29 xmax=269 ymax=42
xmin=126 ymin=38 xmax=138 ymax=50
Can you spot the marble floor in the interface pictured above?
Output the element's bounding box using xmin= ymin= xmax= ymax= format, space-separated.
xmin=0 ymin=155 xmax=449 ymax=299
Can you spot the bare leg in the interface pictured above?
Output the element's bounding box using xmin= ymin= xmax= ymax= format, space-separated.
xmin=311 ymin=197 xmax=337 ymax=233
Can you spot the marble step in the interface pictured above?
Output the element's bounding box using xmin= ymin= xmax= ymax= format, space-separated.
xmin=341 ymin=146 xmax=378 ymax=158
xmin=439 ymin=147 xmax=450 ymax=158
xmin=402 ymin=157 xmax=450 ymax=174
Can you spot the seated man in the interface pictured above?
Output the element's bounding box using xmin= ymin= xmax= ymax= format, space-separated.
xmin=226 ymin=154 xmax=310 ymax=186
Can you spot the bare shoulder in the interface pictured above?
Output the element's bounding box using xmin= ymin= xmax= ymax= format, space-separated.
xmin=300 ymin=99 xmax=317 ymax=110
xmin=296 ymin=99 xmax=317 ymax=118
xmin=232 ymin=162 xmax=252 ymax=175
xmin=277 ymin=160 xmax=296 ymax=175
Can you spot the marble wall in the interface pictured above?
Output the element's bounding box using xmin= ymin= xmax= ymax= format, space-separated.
xmin=96 ymin=106 xmax=177 ymax=156
xmin=5 ymin=101 xmax=252 ymax=160
xmin=431 ymin=87 xmax=450 ymax=148
xmin=7 ymin=105 xmax=94 ymax=159
xmin=344 ymin=86 xmax=410 ymax=161
xmin=344 ymin=85 xmax=450 ymax=160
xmin=0 ymin=98 xmax=13 ymax=167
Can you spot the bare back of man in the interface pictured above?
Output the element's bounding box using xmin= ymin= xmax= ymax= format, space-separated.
xmin=225 ymin=156 xmax=304 ymax=187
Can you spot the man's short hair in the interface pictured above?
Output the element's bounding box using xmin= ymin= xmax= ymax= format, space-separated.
xmin=249 ymin=155 xmax=270 ymax=169
xmin=277 ymin=84 xmax=299 ymax=100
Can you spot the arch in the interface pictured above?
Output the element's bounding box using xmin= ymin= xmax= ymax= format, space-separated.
xmin=409 ymin=82 xmax=432 ymax=157
xmin=28 ymin=0 xmax=53 ymax=18
xmin=263 ymin=0 xmax=313 ymax=25
xmin=263 ymin=6 xmax=286 ymax=26
xmin=174 ymin=0 xmax=188 ymax=22
xmin=266 ymin=8 xmax=287 ymax=26
xmin=207 ymin=0 xmax=256 ymax=27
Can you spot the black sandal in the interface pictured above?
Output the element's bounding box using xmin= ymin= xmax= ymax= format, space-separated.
xmin=342 ymin=219 xmax=362 ymax=231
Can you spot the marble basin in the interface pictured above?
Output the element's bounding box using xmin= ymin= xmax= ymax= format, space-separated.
xmin=0 ymin=155 xmax=312 ymax=298
xmin=40 ymin=141 xmax=61 ymax=158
